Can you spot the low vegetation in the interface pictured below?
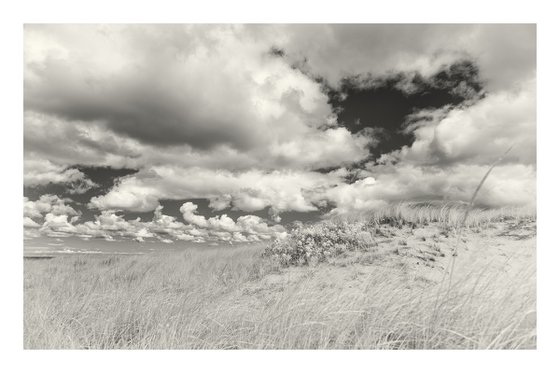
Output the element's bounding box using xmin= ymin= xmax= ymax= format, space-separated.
xmin=24 ymin=203 xmax=536 ymax=349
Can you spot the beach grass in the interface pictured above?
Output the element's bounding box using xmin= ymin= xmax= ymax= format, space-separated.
xmin=24 ymin=204 xmax=536 ymax=349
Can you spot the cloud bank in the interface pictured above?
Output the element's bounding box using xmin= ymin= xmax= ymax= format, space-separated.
xmin=24 ymin=24 xmax=536 ymax=244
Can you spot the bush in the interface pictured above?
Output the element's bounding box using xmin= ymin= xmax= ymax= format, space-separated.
xmin=263 ymin=221 xmax=372 ymax=266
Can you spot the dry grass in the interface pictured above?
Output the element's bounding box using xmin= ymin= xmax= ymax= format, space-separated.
xmin=24 ymin=205 xmax=536 ymax=349
xmin=345 ymin=201 xmax=534 ymax=228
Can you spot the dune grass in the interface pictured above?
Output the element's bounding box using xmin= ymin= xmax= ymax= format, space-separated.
xmin=343 ymin=201 xmax=534 ymax=228
xmin=24 ymin=204 xmax=536 ymax=349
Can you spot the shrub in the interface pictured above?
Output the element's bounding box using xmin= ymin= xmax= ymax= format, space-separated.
xmin=263 ymin=221 xmax=373 ymax=266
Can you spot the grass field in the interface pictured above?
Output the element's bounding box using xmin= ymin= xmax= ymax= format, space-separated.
xmin=24 ymin=204 xmax=536 ymax=349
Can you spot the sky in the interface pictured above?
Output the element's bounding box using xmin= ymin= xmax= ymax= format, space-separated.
xmin=23 ymin=24 xmax=536 ymax=250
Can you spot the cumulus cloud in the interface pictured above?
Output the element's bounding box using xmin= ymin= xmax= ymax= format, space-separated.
xmin=88 ymin=182 xmax=160 ymax=212
xmin=24 ymin=110 xmax=370 ymax=176
xmin=270 ymin=24 xmax=535 ymax=92
xmin=24 ymin=217 xmax=41 ymax=228
xmin=24 ymin=194 xmax=83 ymax=239
xmin=268 ymin=127 xmax=373 ymax=168
xmin=25 ymin=25 xmax=332 ymax=150
xmin=24 ymin=25 xmax=387 ymax=178
xmin=68 ymin=211 xmax=149 ymax=241
xmin=24 ymin=111 xmax=142 ymax=170
xmin=396 ymin=83 xmax=536 ymax=166
xmin=325 ymin=78 xmax=535 ymax=215
xmin=90 ymin=167 xmax=346 ymax=213
xmin=208 ymin=194 xmax=233 ymax=211
xmin=23 ymin=25 xmax=536 ymax=243
xmin=24 ymin=159 xmax=96 ymax=192
xmin=324 ymin=163 xmax=536 ymax=216
xmin=180 ymin=202 xmax=208 ymax=227
xmin=40 ymin=213 xmax=78 ymax=237
xmin=36 ymin=202 xmax=285 ymax=243
xmin=24 ymin=194 xmax=79 ymax=219
xmin=179 ymin=201 xmax=286 ymax=240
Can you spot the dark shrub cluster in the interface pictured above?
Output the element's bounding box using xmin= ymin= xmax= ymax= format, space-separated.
xmin=263 ymin=221 xmax=374 ymax=266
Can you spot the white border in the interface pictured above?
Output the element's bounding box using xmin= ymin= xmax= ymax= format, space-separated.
xmin=2 ymin=1 xmax=558 ymax=372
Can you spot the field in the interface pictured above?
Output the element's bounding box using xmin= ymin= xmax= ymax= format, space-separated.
xmin=24 ymin=204 xmax=536 ymax=349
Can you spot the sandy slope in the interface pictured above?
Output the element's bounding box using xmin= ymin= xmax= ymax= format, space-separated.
xmin=199 ymin=219 xmax=536 ymax=349
xmin=24 ymin=218 xmax=536 ymax=349
xmin=236 ymin=219 xmax=535 ymax=298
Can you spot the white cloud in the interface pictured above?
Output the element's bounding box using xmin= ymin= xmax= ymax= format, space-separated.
xmin=134 ymin=228 xmax=154 ymax=242
xmin=325 ymin=163 xmax=535 ymax=216
xmin=180 ymin=202 xmax=208 ymax=227
xmin=24 ymin=194 xmax=80 ymax=238
xmin=37 ymin=202 xmax=286 ymax=244
xmin=397 ymin=82 xmax=536 ymax=166
xmin=268 ymin=127 xmax=373 ymax=169
xmin=90 ymin=167 xmax=346 ymax=213
xmin=24 ymin=194 xmax=79 ymax=219
xmin=317 ymin=74 xmax=537 ymax=216
xmin=24 ymin=217 xmax=41 ymax=228
xmin=23 ymin=25 xmax=536 ymax=239
xmin=24 ymin=159 xmax=96 ymax=191
xmin=179 ymin=201 xmax=286 ymax=240
xmin=208 ymin=194 xmax=233 ymax=211
xmin=40 ymin=213 xmax=77 ymax=237
xmin=88 ymin=183 xmax=160 ymax=212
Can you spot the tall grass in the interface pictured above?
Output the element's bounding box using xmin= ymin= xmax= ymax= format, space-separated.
xmin=357 ymin=201 xmax=534 ymax=228
xmin=24 ymin=205 xmax=536 ymax=349
xmin=24 ymin=245 xmax=277 ymax=349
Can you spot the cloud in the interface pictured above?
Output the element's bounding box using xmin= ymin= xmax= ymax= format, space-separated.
xmin=271 ymin=24 xmax=535 ymax=92
xmin=25 ymin=25 xmax=333 ymax=151
xmin=24 ymin=194 xmax=83 ymax=238
xmin=24 ymin=194 xmax=79 ymax=219
xmin=268 ymin=127 xmax=373 ymax=169
xmin=24 ymin=159 xmax=96 ymax=192
xmin=24 ymin=217 xmax=41 ymax=228
xmin=40 ymin=213 xmax=78 ymax=237
xmin=24 ymin=110 xmax=370 ymax=178
xmin=88 ymin=182 xmax=160 ymax=212
xmin=24 ymin=111 xmax=143 ymax=170
xmin=396 ymin=82 xmax=536 ymax=166
xmin=90 ymin=167 xmax=346 ymax=213
xmin=208 ymin=194 xmax=233 ymax=211
xmin=179 ymin=201 xmax=286 ymax=240
xmin=180 ymin=202 xmax=208 ymax=227
xmin=36 ymin=202 xmax=286 ymax=243
xmin=324 ymin=163 xmax=535 ymax=215
xmin=23 ymin=25 xmax=536 ymax=243
xmin=320 ymin=75 xmax=536 ymax=215
xmin=69 ymin=211 xmax=148 ymax=241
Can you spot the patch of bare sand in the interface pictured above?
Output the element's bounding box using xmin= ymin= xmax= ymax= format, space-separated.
xmin=226 ymin=220 xmax=536 ymax=313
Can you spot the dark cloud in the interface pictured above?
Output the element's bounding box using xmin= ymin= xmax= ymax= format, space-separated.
xmin=271 ymin=24 xmax=535 ymax=91
xmin=24 ymin=25 xmax=336 ymax=153
xmin=25 ymin=59 xmax=258 ymax=150
xmin=23 ymin=24 xmax=536 ymax=245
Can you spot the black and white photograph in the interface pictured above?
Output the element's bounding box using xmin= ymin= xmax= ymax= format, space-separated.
xmin=3 ymin=0 xmax=558 ymax=365
xmin=20 ymin=22 xmax=539 ymax=351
